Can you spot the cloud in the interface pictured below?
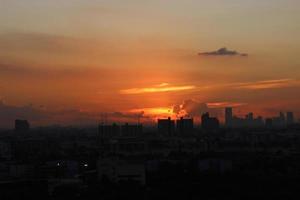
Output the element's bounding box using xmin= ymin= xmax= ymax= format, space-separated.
xmin=207 ymin=102 xmax=247 ymax=108
xmin=198 ymin=47 xmax=248 ymax=57
xmin=156 ymin=82 xmax=169 ymax=87
xmin=173 ymin=99 xmax=218 ymax=117
xmin=120 ymin=83 xmax=196 ymax=94
xmin=130 ymin=107 xmax=172 ymax=117
xmin=233 ymin=79 xmax=300 ymax=90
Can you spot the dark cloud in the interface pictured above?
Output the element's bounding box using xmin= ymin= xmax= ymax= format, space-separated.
xmin=199 ymin=47 xmax=248 ymax=57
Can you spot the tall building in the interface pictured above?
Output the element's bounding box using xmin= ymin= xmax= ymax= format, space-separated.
xmin=176 ymin=117 xmax=194 ymax=136
xmin=265 ymin=118 xmax=273 ymax=129
xmin=286 ymin=112 xmax=294 ymax=125
xmin=158 ymin=117 xmax=175 ymax=136
xmin=15 ymin=119 xmax=30 ymax=132
xmin=272 ymin=112 xmax=286 ymax=128
xmin=246 ymin=112 xmax=254 ymax=121
xmin=225 ymin=107 xmax=233 ymax=127
xmin=201 ymin=113 xmax=219 ymax=130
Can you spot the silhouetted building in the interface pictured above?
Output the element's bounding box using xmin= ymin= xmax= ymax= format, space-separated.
xmin=14 ymin=119 xmax=30 ymax=132
xmin=265 ymin=118 xmax=273 ymax=129
xmin=253 ymin=116 xmax=264 ymax=127
xmin=225 ymin=107 xmax=233 ymax=127
xmin=225 ymin=108 xmax=264 ymax=128
xmin=272 ymin=112 xmax=286 ymax=128
xmin=201 ymin=113 xmax=219 ymax=130
xmin=246 ymin=112 xmax=254 ymax=121
xmin=98 ymin=123 xmax=120 ymax=138
xmin=280 ymin=112 xmax=285 ymax=122
xmin=121 ymin=123 xmax=143 ymax=137
xmin=158 ymin=117 xmax=175 ymax=136
xmin=287 ymin=112 xmax=295 ymax=125
xmin=176 ymin=117 xmax=194 ymax=136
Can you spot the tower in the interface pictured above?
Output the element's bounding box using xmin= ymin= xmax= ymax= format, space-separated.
xmin=287 ymin=112 xmax=294 ymax=125
xmin=225 ymin=107 xmax=233 ymax=127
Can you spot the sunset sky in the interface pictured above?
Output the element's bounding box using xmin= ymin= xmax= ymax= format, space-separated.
xmin=0 ymin=0 xmax=300 ymax=127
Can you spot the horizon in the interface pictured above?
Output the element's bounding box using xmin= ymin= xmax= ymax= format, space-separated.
xmin=2 ymin=106 xmax=299 ymax=130
xmin=1 ymin=0 xmax=300 ymax=127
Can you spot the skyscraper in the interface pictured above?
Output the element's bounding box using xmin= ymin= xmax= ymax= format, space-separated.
xmin=201 ymin=113 xmax=219 ymax=130
xmin=158 ymin=117 xmax=175 ymax=136
xmin=176 ymin=117 xmax=194 ymax=136
xmin=225 ymin=107 xmax=233 ymax=127
xmin=287 ymin=112 xmax=294 ymax=125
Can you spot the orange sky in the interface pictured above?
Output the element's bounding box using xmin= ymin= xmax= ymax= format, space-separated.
xmin=0 ymin=0 xmax=300 ymax=127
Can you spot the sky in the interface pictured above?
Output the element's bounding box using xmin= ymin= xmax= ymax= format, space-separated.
xmin=0 ymin=0 xmax=300 ymax=127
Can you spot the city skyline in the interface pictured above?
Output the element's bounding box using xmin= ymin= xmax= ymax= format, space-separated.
xmin=1 ymin=2 xmax=300 ymax=199
xmin=8 ymin=107 xmax=299 ymax=130
xmin=1 ymin=0 xmax=300 ymax=127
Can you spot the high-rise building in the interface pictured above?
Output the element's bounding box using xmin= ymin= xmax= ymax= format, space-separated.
xmin=287 ymin=112 xmax=294 ymax=125
xmin=158 ymin=117 xmax=175 ymax=136
xmin=272 ymin=112 xmax=286 ymax=128
xmin=265 ymin=118 xmax=273 ymax=129
xmin=246 ymin=112 xmax=254 ymax=121
xmin=201 ymin=113 xmax=219 ymax=130
xmin=176 ymin=117 xmax=194 ymax=136
xmin=15 ymin=119 xmax=30 ymax=132
xmin=225 ymin=107 xmax=233 ymax=127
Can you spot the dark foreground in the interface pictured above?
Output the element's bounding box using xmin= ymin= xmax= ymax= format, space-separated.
xmin=1 ymin=126 xmax=300 ymax=199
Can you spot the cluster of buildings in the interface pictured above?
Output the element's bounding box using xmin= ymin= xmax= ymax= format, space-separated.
xmin=14 ymin=108 xmax=298 ymax=140
xmin=0 ymin=110 xmax=299 ymax=199
xmin=157 ymin=117 xmax=194 ymax=136
xmin=98 ymin=123 xmax=143 ymax=138
xmin=225 ymin=107 xmax=296 ymax=129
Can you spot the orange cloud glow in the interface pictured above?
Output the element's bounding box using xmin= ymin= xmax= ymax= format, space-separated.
xmin=130 ymin=107 xmax=172 ymax=115
xmin=234 ymin=79 xmax=300 ymax=90
xmin=207 ymin=102 xmax=247 ymax=108
xmin=120 ymin=83 xmax=196 ymax=94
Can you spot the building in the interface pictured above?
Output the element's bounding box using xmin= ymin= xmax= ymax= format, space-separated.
xmin=287 ymin=112 xmax=294 ymax=125
xmin=176 ymin=117 xmax=194 ymax=136
xmin=265 ymin=118 xmax=273 ymax=129
xmin=225 ymin=107 xmax=233 ymax=127
xmin=224 ymin=108 xmax=264 ymax=128
xmin=246 ymin=112 xmax=254 ymax=121
xmin=158 ymin=117 xmax=175 ymax=136
xmin=201 ymin=113 xmax=220 ymax=130
xmin=14 ymin=119 xmax=30 ymax=132
xmin=272 ymin=112 xmax=286 ymax=128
